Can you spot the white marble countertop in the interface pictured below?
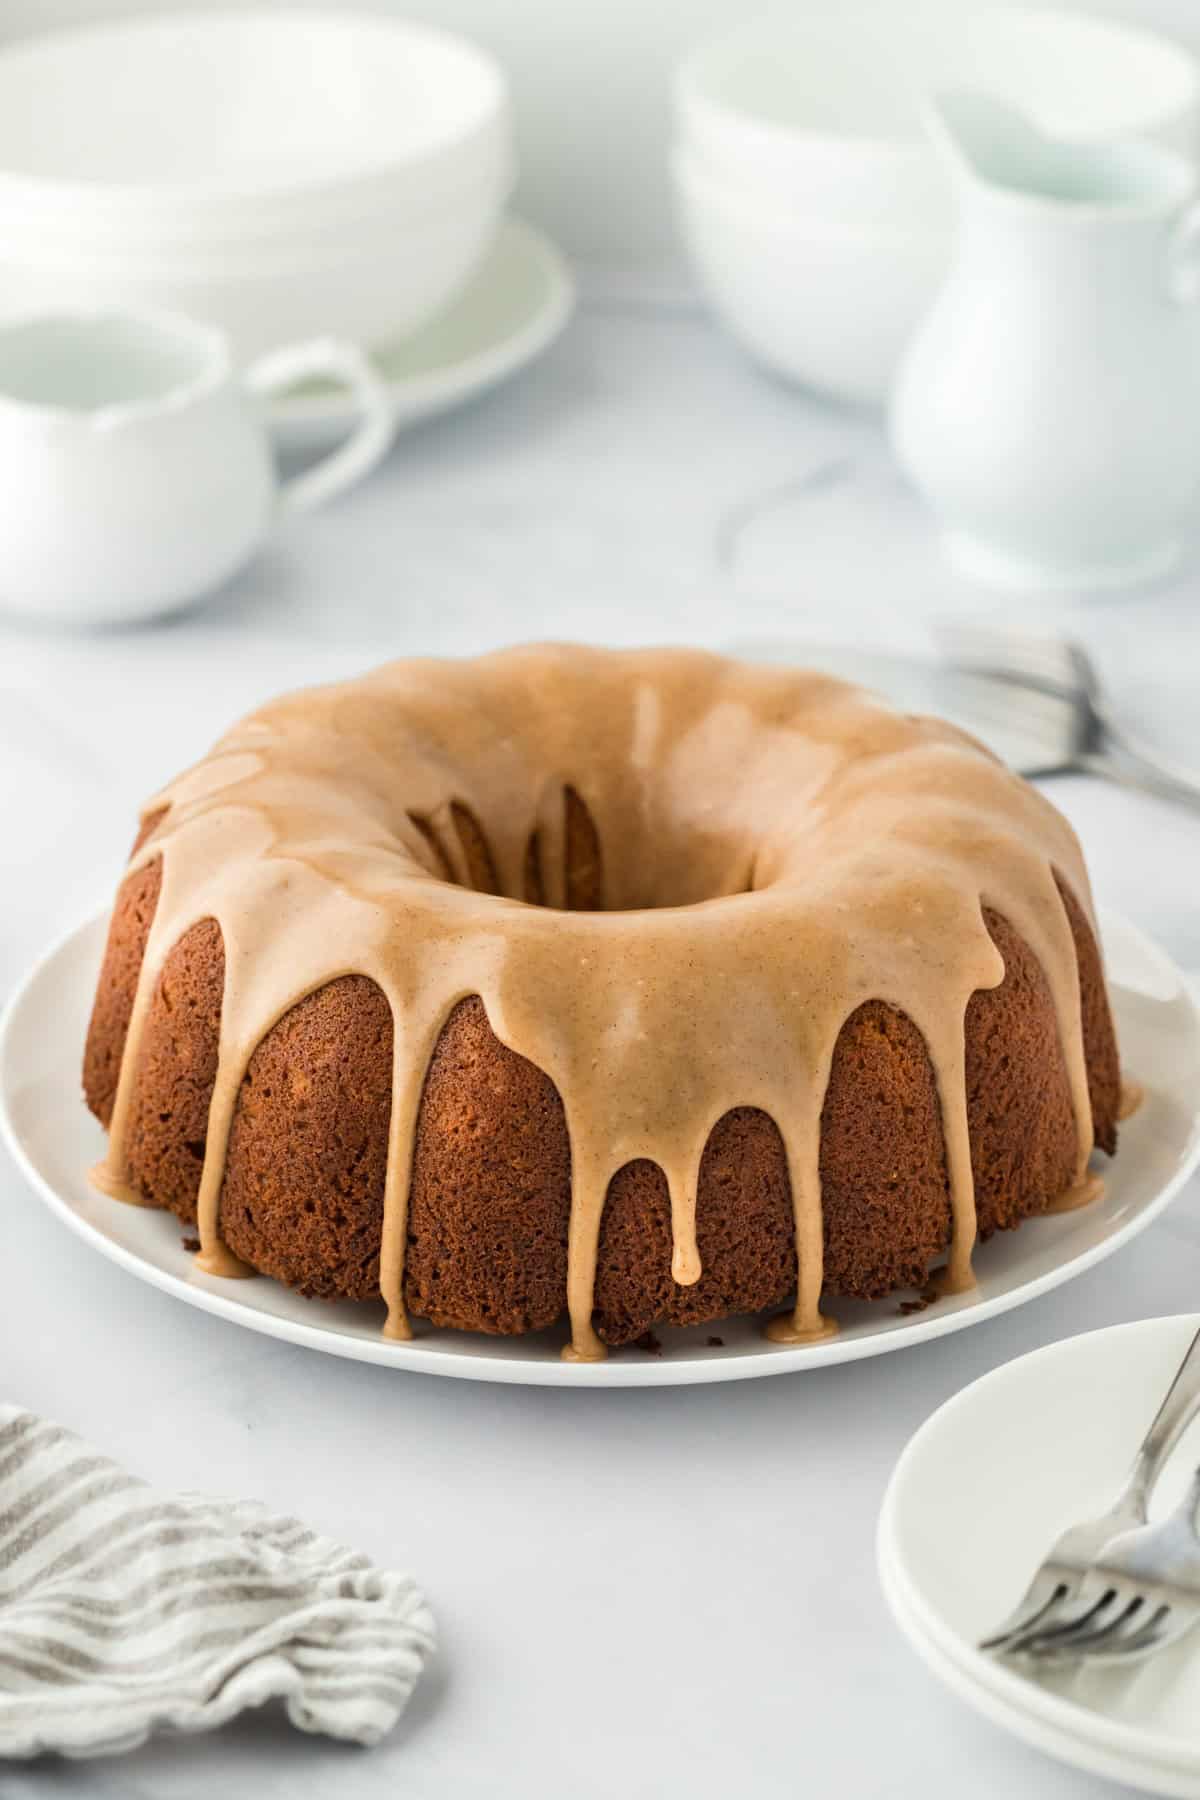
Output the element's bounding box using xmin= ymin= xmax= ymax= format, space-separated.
xmin=4 ymin=296 xmax=1200 ymax=1799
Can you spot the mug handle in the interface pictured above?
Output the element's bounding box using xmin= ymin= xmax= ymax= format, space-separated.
xmin=244 ymin=338 xmax=394 ymax=514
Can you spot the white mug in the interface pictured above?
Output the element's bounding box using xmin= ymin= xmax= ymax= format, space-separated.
xmin=0 ymin=307 xmax=394 ymax=624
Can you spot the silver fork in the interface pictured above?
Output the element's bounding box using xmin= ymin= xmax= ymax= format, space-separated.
xmin=980 ymin=1324 xmax=1200 ymax=1654
xmin=1012 ymin=1466 xmax=1200 ymax=1665
xmin=934 ymin=620 xmax=1200 ymax=810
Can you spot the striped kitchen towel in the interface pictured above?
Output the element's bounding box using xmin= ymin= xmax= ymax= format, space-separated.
xmin=0 ymin=1407 xmax=436 ymax=1760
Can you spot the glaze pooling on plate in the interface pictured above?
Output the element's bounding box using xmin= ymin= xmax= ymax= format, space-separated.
xmin=87 ymin=644 xmax=1108 ymax=1361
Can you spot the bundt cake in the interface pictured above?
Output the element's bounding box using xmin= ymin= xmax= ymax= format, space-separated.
xmin=83 ymin=644 xmax=1121 ymax=1361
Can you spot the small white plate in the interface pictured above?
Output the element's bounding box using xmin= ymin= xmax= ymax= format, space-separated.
xmin=2 ymin=906 xmax=1198 ymax=1388
xmin=879 ymin=1315 xmax=1200 ymax=1795
xmin=268 ymin=217 xmax=573 ymax=451
xmin=879 ymin=1519 xmax=1200 ymax=1797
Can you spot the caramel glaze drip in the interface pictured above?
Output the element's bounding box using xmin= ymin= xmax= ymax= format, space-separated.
xmin=1046 ymin=1171 xmax=1106 ymax=1215
xmin=92 ymin=645 xmax=1104 ymax=1360
xmin=1118 ymin=1081 xmax=1145 ymax=1122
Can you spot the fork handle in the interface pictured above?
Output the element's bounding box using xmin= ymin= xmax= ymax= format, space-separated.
xmin=1121 ymin=1323 xmax=1200 ymax=1509
xmin=1091 ymin=696 xmax=1200 ymax=793
xmin=1075 ymin=749 xmax=1200 ymax=813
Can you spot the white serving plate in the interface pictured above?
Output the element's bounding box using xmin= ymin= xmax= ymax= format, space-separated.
xmin=2 ymin=906 xmax=1197 ymax=1389
xmin=267 ymin=218 xmax=573 ymax=451
xmin=878 ymin=1315 xmax=1200 ymax=1796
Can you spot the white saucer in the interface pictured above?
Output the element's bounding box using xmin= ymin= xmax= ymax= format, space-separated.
xmin=2 ymin=906 xmax=1198 ymax=1387
xmin=268 ymin=218 xmax=574 ymax=451
xmin=879 ymin=1315 xmax=1200 ymax=1796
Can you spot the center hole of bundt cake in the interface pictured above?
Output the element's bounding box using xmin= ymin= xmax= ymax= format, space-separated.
xmin=408 ymin=786 xmax=752 ymax=912
xmin=408 ymin=789 xmax=604 ymax=909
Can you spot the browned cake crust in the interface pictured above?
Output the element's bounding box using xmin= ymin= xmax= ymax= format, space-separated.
xmin=83 ymin=839 xmax=1120 ymax=1344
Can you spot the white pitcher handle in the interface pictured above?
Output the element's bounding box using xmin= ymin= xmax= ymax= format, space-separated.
xmin=245 ymin=338 xmax=394 ymax=514
xmin=1166 ymin=198 xmax=1200 ymax=304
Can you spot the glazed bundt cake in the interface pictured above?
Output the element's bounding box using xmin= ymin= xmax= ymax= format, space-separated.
xmin=83 ymin=644 xmax=1121 ymax=1360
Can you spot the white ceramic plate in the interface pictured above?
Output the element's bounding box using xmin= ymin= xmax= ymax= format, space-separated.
xmin=878 ymin=1523 xmax=1200 ymax=1798
xmin=878 ymin=1315 xmax=1200 ymax=1796
xmin=268 ymin=217 xmax=573 ymax=451
xmin=2 ymin=906 xmax=1198 ymax=1388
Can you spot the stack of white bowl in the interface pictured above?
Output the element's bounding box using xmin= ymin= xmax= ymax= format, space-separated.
xmin=673 ymin=4 xmax=1199 ymax=408
xmin=0 ymin=12 xmax=514 ymax=361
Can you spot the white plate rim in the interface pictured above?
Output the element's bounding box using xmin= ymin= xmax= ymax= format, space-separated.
xmin=878 ymin=1313 xmax=1200 ymax=1775
xmin=877 ymin=1517 xmax=1200 ymax=1799
xmin=268 ymin=216 xmax=574 ymax=436
xmin=2 ymin=904 xmax=1198 ymax=1389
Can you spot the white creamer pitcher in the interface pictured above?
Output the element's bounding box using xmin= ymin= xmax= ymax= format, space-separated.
xmin=891 ymin=91 xmax=1200 ymax=592
xmin=0 ymin=308 xmax=393 ymax=624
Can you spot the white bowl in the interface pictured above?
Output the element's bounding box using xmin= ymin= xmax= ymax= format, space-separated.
xmin=0 ymin=11 xmax=514 ymax=357
xmin=0 ymin=12 xmax=510 ymax=218
xmin=676 ymin=2 xmax=1199 ymax=229
xmin=0 ymin=163 xmax=512 ymax=275
xmin=673 ymin=150 xmax=946 ymax=406
xmin=0 ymin=151 xmax=515 ymax=259
xmin=0 ymin=203 xmax=508 ymax=364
